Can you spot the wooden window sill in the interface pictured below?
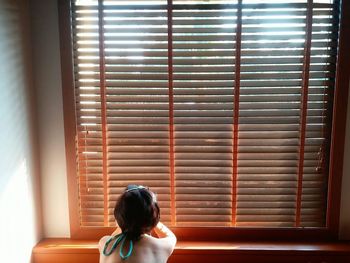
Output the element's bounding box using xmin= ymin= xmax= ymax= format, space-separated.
xmin=32 ymin=238 xmax=350 ymax=263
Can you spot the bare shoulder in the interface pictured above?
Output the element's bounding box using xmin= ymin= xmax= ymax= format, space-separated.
xmin=152 ymin=222 xmax=177 ymax=255
xmin=147 ymin=235 xmax=177 ymax=256
xmin=98 ymin=235 xmax=111 ymax=252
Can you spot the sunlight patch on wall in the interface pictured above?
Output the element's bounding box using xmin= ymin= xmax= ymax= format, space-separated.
xmin=0 ymin=160 xmax=36 ymax=263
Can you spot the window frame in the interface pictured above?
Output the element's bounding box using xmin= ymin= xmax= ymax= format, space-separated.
xmin=58 ymin=0 xmax=350 ymax=240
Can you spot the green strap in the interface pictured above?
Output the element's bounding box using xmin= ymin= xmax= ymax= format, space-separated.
xmin=119 ymin=235 xmax=133 ymax=260
xmin=103 ymin=232 xmax=134 ymax=260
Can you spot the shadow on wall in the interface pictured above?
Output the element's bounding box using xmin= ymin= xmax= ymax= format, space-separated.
xmin=0 ymin=0 xmax=42 ymax=262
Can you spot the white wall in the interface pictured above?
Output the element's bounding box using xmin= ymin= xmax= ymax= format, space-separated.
xmin=30 ymin=0 xmax=350 ymax=240
xmin=30 ymin=0 xmax=70 ymax=237
xmin=340 ymin=85 xmax=350 ymax=240
xmin=0 ymin=0 xmax=43 ymax=262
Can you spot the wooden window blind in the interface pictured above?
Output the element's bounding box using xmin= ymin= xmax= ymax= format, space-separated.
xmin=71 ymin=0 xmax=339 ymax=228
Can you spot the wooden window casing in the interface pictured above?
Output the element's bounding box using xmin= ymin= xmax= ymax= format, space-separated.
xmin=58 ymin=0 xmax=350 ymax=240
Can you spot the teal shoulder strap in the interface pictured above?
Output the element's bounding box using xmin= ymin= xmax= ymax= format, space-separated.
xmin=103 ymin=232 xmax=134 ymax=260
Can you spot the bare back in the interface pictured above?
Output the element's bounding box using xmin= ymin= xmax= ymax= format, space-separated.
xmin=99 ymin=233 xmax=174 ymax=263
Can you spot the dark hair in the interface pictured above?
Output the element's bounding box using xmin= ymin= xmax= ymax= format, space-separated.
xmin=114 ymin=185 xmax=160 ymax=241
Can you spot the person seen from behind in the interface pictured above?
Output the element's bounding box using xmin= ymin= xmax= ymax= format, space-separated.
xmin=99 ymin=185 xmax=177 ymax=263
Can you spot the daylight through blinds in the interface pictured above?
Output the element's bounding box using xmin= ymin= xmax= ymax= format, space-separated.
xmin=71 ymin=0 xmax=339 ymax=227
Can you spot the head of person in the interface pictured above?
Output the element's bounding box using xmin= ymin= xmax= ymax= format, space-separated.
xmin=114 ymin=185 xmax=160 ymax=240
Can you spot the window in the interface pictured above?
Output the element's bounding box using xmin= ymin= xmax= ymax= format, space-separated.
xmin=59 ymin=0 xmax=346 ymax=238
